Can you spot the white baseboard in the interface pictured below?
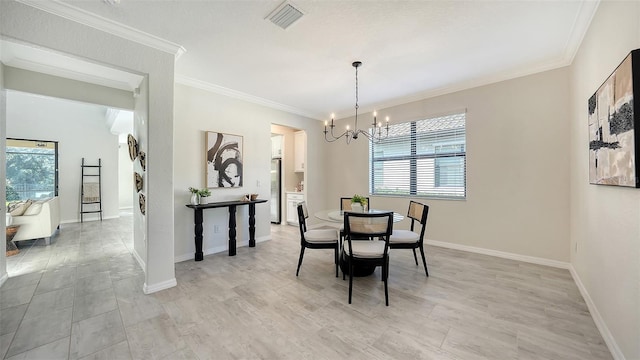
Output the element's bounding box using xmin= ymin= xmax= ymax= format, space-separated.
xmin=425 ymin=239 xmax=570 ymax=269
xmin=60 ymin=215 xmax=119 ymax=224
xmin=132 ymin=249 xmax=146 ymax=271
xmin=0 ymin=272 xmax=8 ymax=288
xmin=174 ymin=235 xmax=271 ymax=262
xmin=143 ymin=278 xmax=177 ymax=294
xmin=569 ymin=265 xmax=624 ymax=360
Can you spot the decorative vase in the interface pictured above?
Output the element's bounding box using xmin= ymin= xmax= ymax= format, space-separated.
xmin=351 ymin=203 xmax=363 ymax=212
xmin=190 ymin=193 xmax=200 ymax=205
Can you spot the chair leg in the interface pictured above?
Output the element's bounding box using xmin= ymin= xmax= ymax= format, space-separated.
xmin=419 ymin=245 xmax=429 ymax=277
xmin=296 ymin=246 xmax=305 ymax=276
xmin=383 ymin=256 xmax=389 ymax=306
xmin=342 ymin=251 xmax=346 ymax=280
xmin=348 ymin=261 xmax=353 ymax=304
xmin=412 ymin=248 xmax=418 ymax=265
xmin=334 ymin=245 xmax=339 ymax=277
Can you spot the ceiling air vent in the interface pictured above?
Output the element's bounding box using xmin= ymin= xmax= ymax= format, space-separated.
xmin=266 ymin=1 xmax=304 ymax=30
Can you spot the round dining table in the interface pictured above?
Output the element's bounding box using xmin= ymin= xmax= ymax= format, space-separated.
xmin=314 ymin=209 xmax=405 ymax=224
xmin=314 ymin=209 xmax=404 ymax=276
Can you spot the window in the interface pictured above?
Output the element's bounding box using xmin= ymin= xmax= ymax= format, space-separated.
xmin=6 ymin=139 xmax=59 ymax=201
xmin=369 ymin=112 xmax=466 ymax=199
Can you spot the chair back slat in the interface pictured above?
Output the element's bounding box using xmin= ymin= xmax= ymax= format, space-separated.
xmin=340 ymin=197 xmax=371 ymax=211
xmin=344 ymin=211 xmax=393 ymax=238
xmin=346 ymin=214 xmax=391 ymax=237
xmin=406 ymin=200 xmax=429 ymax=237
xmin=407 ymin=201 xmax=423 ymax=222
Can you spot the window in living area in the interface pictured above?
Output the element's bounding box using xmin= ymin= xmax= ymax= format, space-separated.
xmin=369 ymin=112 xmax=466 ymax=199
xmin=6 ymin=138 xmax=59 ymax=201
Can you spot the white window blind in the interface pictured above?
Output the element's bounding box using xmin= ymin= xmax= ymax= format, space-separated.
xmin=369 ymin=112 xmax=466 ymax=199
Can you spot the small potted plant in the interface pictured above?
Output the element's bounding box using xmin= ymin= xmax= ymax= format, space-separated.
xmin=351 ymin=194 xmax=368 ymax=212
xmin=189 ymin=187 xmax=211 ymax=205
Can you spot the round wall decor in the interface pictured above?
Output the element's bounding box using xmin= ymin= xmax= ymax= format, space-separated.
xmin=138 ymin=151 xmax=146 ymax=171
xmin=139 ymin=193 xmax=146 ymax=215
xmin=134 ymin=172 xmax=143 ymax=192
xmin=127 ymin=134 xmax=139 ymax=161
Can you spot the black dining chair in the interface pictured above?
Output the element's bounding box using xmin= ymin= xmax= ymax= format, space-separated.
xmin=296 ymin=202 xmax=340 ymax=277
xmin=339 ymin=197 xmax=371 ymax=240
xmin=340 ymin=197 xmax=371 ymax=211
xmin=389 ymin=201 xmax=429 ymax=277
xmin=342 ymin=211 xmax=393 ymax=306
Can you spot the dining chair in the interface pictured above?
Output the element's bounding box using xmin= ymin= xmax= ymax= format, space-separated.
xmin=342 ymin=211 xmax=393 ymax=306
xmin=340 ymin=197 xmax=371 ymax=211
xmin=389 ymin=201 xmax=429 ymax=277
xmin=339 ymin=196 xmax=371 ymax=240
xmin=296 ymin=202 xmax=340 ymax=277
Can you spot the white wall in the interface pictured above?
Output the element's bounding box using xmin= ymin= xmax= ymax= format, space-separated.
xmin=1 ymin=1 xmax=177 ymax=293
xmin=118 ymin=145 xmax=133 ymax=210
xmin=0 ymin=63 xmax=7 ymax=286
xmin=133 ymin=76 xmax=148 ymax=272
xmin=569 ymin=2 xmax=640 ymax=359
xmin=6 ymin=91 xmax=119 ymax=223
xmin=173 ymin=83 xmax=327 ymax=260
xmin=325 ymin=67 xmax=571 ymax=263
xmin=4 ymin=66 xmax=134 ymax=110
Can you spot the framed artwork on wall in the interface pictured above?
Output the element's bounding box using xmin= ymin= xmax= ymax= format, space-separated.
xmin=588 ymin=48 xmax=640 ymax=187
xmin=206 ymin=131 xmax=243 ymax=188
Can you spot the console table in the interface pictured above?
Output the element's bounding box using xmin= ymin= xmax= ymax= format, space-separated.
xmin=6 ymin=225 xmax=20 ymax=257
xmin=186 ymin=199 xmax=268 ymax=261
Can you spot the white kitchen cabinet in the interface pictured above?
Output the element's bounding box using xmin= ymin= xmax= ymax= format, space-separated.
xmin=271 ymin=134 xmax=283 ymax=159
xmin=286 ymin=192 xmax=304 ymax=225
xmin=294 ymin=131 xmax=306 ymax=172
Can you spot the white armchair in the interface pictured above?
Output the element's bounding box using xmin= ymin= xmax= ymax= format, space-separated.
xmin=11 ymin=197 xmax=61 ymax=245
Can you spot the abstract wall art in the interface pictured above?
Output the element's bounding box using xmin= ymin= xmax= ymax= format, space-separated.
xmin=206 ymin=131 xmax=243 ymax=188
xmin=588 ymin=49 xmax=640 ymax=187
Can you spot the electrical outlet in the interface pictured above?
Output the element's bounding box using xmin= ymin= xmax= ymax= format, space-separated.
xmin=256 ymin=180 xmax=261 ymax=187
xmin=214 ymin=225 xmax=220 ymax=233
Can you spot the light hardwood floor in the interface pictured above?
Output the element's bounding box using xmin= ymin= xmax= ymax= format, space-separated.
xmin=1 ymin=217 xmax=612 ymax=359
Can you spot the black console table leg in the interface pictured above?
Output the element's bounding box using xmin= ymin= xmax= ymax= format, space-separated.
xmin=194 ymin=208 xmax=204 ymax=261
xmin=228 ymin=205 xmax=237 ymax=256
xmin=249 ymin=204 xmax=256 ymax=247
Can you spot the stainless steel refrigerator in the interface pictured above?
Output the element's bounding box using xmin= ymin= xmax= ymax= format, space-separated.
xmin=270 ymin=158 xmax=282 ymax=223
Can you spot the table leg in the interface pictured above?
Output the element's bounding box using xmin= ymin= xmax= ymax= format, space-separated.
xmin=194 ymin=208 xmax=204 ymax=261
xmin=6 ymin=226 xmax=20 ymax=257
xmin=249 ymin=203 xmax=256 ymax=247
xmin=228 ymin=205 xmax=237 ymax=256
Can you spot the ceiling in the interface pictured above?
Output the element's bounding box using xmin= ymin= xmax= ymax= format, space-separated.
xmin=6 ymin=0 xmax=599 ymax=121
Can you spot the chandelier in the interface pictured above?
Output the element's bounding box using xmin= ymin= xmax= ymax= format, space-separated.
xmin=324 ymin=61 xmax=389 ymax=144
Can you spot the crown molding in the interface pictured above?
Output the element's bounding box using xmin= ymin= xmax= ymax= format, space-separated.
xmin=334 ymin=56 xmax=574 ymax=120
xmin=562 ymin=0 xmax=600 ymax=65
xmin=176 ymin=75 xmax=322 ymax=120
xmin=334 ymin=2 xmax=600 ymax=120
xmin=15 ymin=0 xmax=186 ymax=59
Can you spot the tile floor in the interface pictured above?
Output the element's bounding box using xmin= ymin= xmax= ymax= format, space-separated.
xmin=0 ymin=216 xmax=613 ymax=359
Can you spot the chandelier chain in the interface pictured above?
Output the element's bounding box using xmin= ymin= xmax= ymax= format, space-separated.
xmin=355 ymin=65 xmax=359 ymax=110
